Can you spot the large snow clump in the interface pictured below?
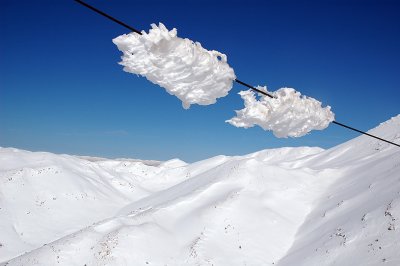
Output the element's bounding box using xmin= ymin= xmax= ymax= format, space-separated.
xmin=113 ymin=23 xmax=236 ymax=109
xmin=227 ymin=87 xmax=335 ymax=138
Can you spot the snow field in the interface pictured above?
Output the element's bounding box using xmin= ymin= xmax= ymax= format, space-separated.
xmin=1 ymin=115 xmax=399 ymax=265
xmin=279 ymin=115 xmax=400 ymax=265
xmin=1 ymin=146 xmax=331 ymax=265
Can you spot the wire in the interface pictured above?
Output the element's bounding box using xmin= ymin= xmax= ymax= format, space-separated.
xmin=332 ymin=121 xmax=399 ymax=147
xmin=75 ymin=0 xmax=141 ymax=34
xmin=74 ymin=0 xmax=400 ymax=148
xmin=234 ymin=79 xmax=274 ymax=98
xmin=74 ymin=0 xmax=275 ymax=99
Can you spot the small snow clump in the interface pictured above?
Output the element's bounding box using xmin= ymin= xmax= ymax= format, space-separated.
xmin=227 ymin=86 xmax=335 ymax=138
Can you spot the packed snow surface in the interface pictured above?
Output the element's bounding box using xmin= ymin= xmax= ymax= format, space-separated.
xmin=227 ymin=87 xmax=335 ymax=137
xmin=1 ymin=115 xmax=399 ymax=265
xmin=113 ymin=23 xmax=236 ymax=109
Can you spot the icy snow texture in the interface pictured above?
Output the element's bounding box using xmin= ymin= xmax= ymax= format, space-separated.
xmin=227 ymin=87 xmax=335 ymax=138
xmin=113 ymin=23 xmax=236 ymax=109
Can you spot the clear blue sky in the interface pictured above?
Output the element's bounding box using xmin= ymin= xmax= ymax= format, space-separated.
xmin=1 ymin=0 xmax=399 ymax=162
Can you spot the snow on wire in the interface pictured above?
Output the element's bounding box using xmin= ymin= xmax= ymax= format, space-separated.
xmin=75 ymin=0 xmax=400 ymax=147
xmin=113 ymin=23 xmax=333 ymax=137
xmin=227 ymin=87 xmax=334 ymax=138
xmin=113 ymin=23 xmax=236 ymax=109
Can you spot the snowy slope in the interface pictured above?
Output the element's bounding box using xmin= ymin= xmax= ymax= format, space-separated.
xmin=1 ymin=115 xmax=399 ymax=265
xmin=278 ymin=116 xmax=400 ymax=266
xmin=0 ymin=151 xmax=186 ymax=262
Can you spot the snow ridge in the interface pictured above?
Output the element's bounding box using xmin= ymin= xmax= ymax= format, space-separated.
xmin=1 ymin=115 xmax=399 ymax=265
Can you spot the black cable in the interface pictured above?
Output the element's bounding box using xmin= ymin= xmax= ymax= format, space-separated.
xmin=234 ymin=79 xmax=274 ymax=98
xmin=74 ymin=0 xmax=400 ymax=148
xmin=75 ymin=0 xmax=142 ymax=34
xmin=332 ymin=121 xmax=400 ymax=147
xmin=73 ymin=1 xmax=275 ymax=98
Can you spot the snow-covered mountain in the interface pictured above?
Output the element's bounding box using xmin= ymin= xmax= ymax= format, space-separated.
xmin=1 ymin=115 xmax=399 ymax=266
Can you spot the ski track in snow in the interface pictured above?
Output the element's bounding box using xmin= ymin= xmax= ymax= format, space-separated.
xmin=1 ymin=115 xmax=399 ymax=266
